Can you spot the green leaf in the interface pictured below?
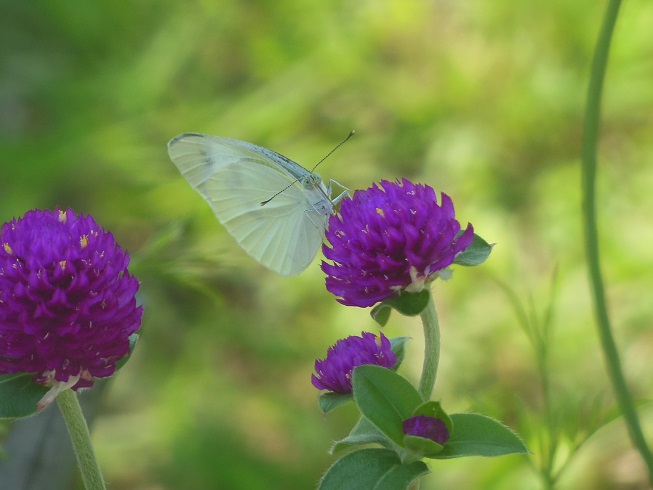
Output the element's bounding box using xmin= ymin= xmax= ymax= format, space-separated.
xmin=371 ymin=303 xmax=392 ymax=327
xmin=115 ymin=333 xmax=140 ymax=370
xmin=319 ymin=392 xmax=353 ymax=414
xmin=453 ymin=233 xmax=493 ymax=267
xmin=330 ymin=417 xmax=392 ymax=455
xmin=0 ymin=373 xmax=48 ymax=419
xmin=371 ymin=290 xmax=430 ymax=326
xmin=433 ymin=413 xmax=529 ymax=459
xmin=352 ymin=365 xmax=423 ymax=446
xmin=403 ymin=434 xmax=444 ymax=458
xmin=375 ymin=458 xmax=430 ymax=490
xmin=389 ymin=336 xmax=410 ymax=370
xmin=318 ymin=448 xmax=428 ymax=490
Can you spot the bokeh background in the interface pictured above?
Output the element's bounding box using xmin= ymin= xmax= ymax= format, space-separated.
xmin=2 ymin=0 xmax=653 ymax=488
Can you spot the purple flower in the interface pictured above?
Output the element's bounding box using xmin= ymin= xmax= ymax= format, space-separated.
xmin=403 ymin=415 xmax=450 ymax=445
xmin=0 ymin=209 xmax=142 ymax=409
xmin=322 ymin=179 xmax=474 ymax=307
xmin=312 ymin=332 xmax=396 ymax=394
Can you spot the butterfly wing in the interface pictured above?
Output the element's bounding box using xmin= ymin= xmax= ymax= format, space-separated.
xmin=208 ymin=163 xmax=328 ymax=275
xmin=168 ymin=133 xmax=331 ymax=276
xmin=168 ymin=133 xmax=310 ymax=189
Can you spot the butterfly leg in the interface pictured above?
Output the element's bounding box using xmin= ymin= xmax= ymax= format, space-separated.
xmin=304 ymin=208 xmax=325 ymax=230
xmin=327 ymin=179 xmax=351 ymax=205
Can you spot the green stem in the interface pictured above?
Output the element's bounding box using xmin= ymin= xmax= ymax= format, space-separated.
xmin=57 ymin=389 xmax=106 ymax=490
xmin=581 ymin=0 xmax=653 ymax=482
xmin=418 ymin=292 xmax=440 ymax=400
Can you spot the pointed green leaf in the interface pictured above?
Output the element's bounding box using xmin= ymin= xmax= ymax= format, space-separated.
xmin=403 ymin=434 xmax=445 ymax=457
xmin=0 ymin=373 xmax=48 ymax=419
xmin=433 ymin=413 xmax=529 ymax=459
xmin=389 ymin=336 xmax=410 ymax=370
xmin=371 ymin=303 xmax=392 ymax=326
xmin=115 ymin=333 xmax=140 ymax=370
xmin=352 ymin=365 xmax=423 ymax=446
xmin=386 ymin=290 xmax=431 ymax=316
xmin=371 ymin=290 xmax=430 ymax=326
xmin=375 ymin=458 xmax=430 ymax=490
xmin=319 ymin=448 xmax=428 ymax=490
xmin=319 ymin=392 xmax=353 ymax=414
xmin=454 ymin=233 xmax=493 ymax=267
xmin=330 ymin=417 xmax=393 ymax=455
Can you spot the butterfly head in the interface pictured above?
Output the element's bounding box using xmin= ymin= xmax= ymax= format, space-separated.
xmin=301 ymin=172 xmax=323 ymax=190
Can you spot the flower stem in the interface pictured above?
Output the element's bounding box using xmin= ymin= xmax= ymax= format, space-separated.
xmin=56 ymin=390 xmax=106 ymax=490
xmin=418 ymin=292 xmax=440 ymax=400
xmin=581 ymin=0 xmax=653 ymax=482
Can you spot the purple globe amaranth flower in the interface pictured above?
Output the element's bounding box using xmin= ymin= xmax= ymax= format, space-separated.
xmin=322 ymin=179 xmax=474 ymax=307
xmin=403 ymin=415 xmax=450 ymax=445
xmin=0 ymin=208 xmax=142 ymax=410
xmin=312 ymin=331 xmax=396 ymax=394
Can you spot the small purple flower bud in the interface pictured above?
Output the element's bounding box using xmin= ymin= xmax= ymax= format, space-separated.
xmin=403 ymin=415 xmax=450 ymax=445
xmin=0 ymin=209 xmax=143 ymax=409
xmin=322 ymin=178 xmax=474 ymax=307
xmin=312 ymin=332 xmax=397 ymax=394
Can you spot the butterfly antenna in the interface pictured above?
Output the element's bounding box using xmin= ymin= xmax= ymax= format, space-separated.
xmin=310 ymin=130 xmax=355 ymax=173
xmin=261 ymin=182 xmax=296 ymax=206
xmin=260 ymin=130 xmax=355 ymax=206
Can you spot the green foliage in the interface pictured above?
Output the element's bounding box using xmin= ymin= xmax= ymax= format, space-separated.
xmin=435 ymin=413 xmax=529 ymax=459
xmin=453 ymin=233 xmax=493 ymax=267
xmin=329 ymin=366 xmax=528 ymax=481
xmin=371 ymin=290 xmax=430 ymax=326
xmin=0 ymin=374 xmax=47 ymax=419
xmin=330 ymin=417 xmax=389 ymax=455
xmin=319 ymin=392 xmax=353 ymax=414
xmin=389 ymin=336 xmax=410 ymax=370
xmin=318 ymin=448 xmax=428 ymax=490
xmin=115 ymin=333 xmax=140 ymax=370
xmin=352 ymin=365 xmax=424 ymax=446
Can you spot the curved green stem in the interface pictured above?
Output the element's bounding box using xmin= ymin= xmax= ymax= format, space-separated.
xmin=581 ymin=0 xmax=653 ymax=482
xmin=418 ymin=292 xmax=440 ymax=400
xmin=57 ymin=389 xmax=106 ymax=490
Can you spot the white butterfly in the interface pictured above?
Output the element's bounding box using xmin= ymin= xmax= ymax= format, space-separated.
xmin=168 ymin=133 xmax=347 ymax=276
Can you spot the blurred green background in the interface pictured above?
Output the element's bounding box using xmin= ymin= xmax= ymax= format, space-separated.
xmin=2 ymin=0 xmax=653 ymax=488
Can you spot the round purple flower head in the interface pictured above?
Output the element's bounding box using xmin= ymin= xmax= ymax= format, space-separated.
xmin=312 ymin=331 xmax=396 ymax=394
xmin=322 ymin=179 xmax=474 ymax=307
xmin=403 ymin=415 xmax=450 ymax=445
xmin=0 ymin=208 xmax=142 ymax=409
